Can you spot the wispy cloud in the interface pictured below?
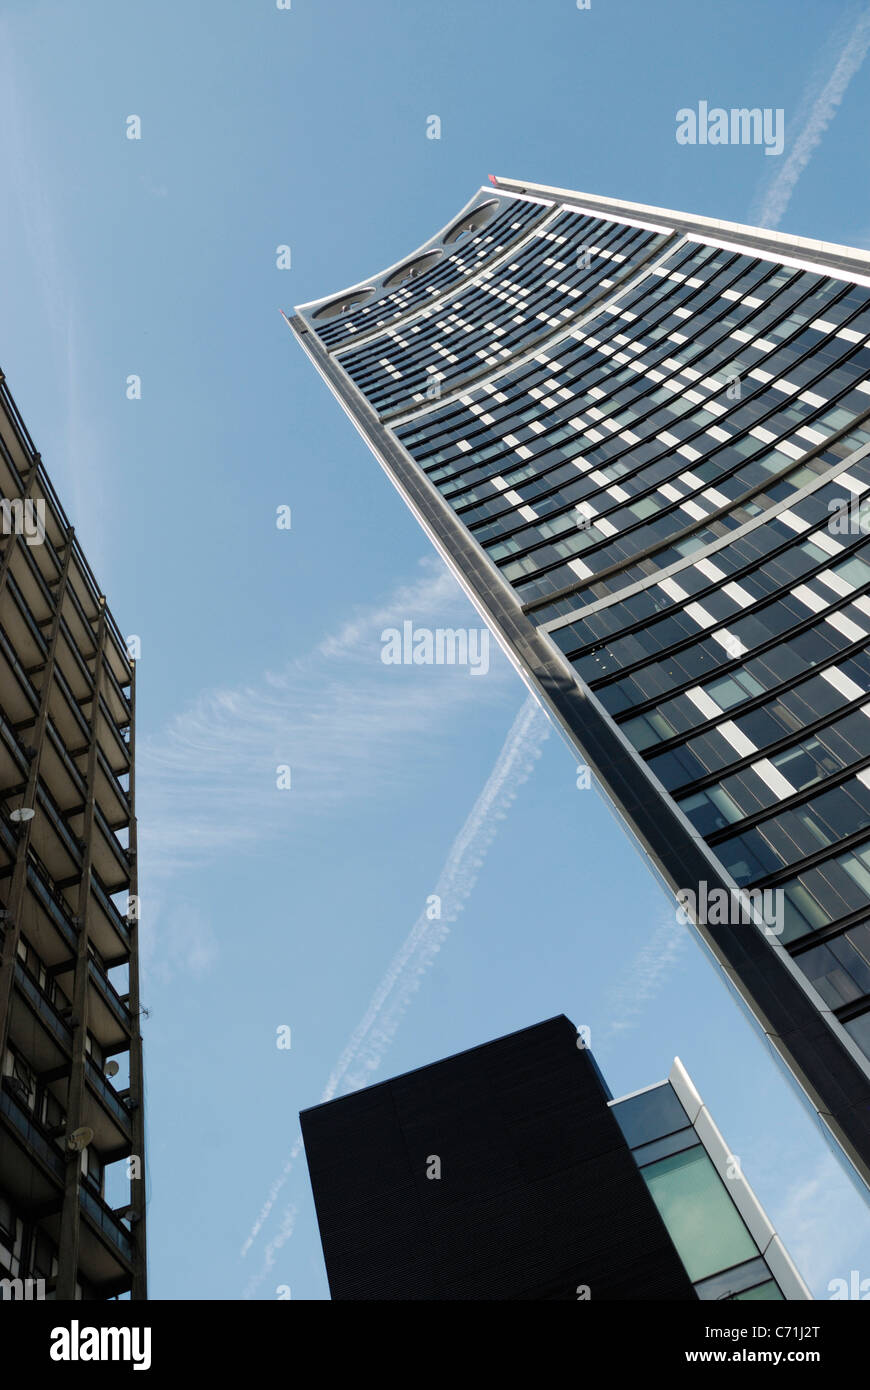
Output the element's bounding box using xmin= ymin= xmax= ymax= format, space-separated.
xmin=601 ymin=909 xmax=689 ymax=1039
xmin=239 ymin=695 xmax=550 ymax=1297
xmin=774 ymin=1152 xmax=870 ymax=1296
xmin=253 ymin=1206 xmax=298 ymax=1300
xmin=138 ymin=558 xmax=511 ymax=881
xmin=141 ymin=896 xmax=220 ymax=988
xmin=755 ymin=5 xmax=870 ymax=229
xmin=137 ymin=557 xmax=515 ymax=982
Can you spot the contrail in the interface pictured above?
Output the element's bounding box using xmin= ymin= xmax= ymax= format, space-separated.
xmin=251 ymin=1206 xmax=298 ymax=1300
xmin=324 ymin=695 xmax=549 ymax=1097
xmin=601 ymin=911 xmax=689 ymax=1040
xmin=240 ymin=694 xmax=550 ymax=1294
xmin=756 ymin=6 xmax=870 ymax=229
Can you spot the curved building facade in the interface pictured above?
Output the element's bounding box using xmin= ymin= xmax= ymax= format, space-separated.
xmin=288 ymin=178 xmax=870 ymax=1197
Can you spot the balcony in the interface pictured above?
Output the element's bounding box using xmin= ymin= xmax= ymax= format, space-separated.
xmin=89 ymin=873 xmax=130 ymax=953
xmin=14 ymin=960 xmax=72 ymax=1051
xmin=85 ymin=1057 xmax=131 ymax=1135
xmin=0 ymin=1083 xmax=64 ymax=1182
xmin=79 ymin=1182 xmax=132 ymax=1262
xmin=25 ymin=860 xmax=78 ymax=953
xmin=87 ymin=959 xmax=130 ymax=1032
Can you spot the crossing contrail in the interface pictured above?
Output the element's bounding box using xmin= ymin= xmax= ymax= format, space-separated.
xmin=240 ymin=694 xmax=550 ymax=1294
xmin=756 ymin=5 xmax=870 ymax=229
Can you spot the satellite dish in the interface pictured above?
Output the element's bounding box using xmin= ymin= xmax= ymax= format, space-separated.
xmin=105 ymin=1060 xmax=119 ymax=1078
xmin=10 ymin=808 xmax=35 ymax=823
xmin=67 ymin=1126 xmax=94 ymax=1152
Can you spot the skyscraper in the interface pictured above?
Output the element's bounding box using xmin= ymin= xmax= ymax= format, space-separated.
xmin=301 ymin=1015 xmax=809 ymax=1300
xmin=289 ymin=179 xmax=870 ymax=1196
xmin=0 ymin=374 xmax=146 ymax=1300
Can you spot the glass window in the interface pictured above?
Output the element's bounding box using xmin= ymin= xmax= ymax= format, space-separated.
xmin=694 ymin=1255 xmax=772 ymax=1301
xmin=843 ymin=845 xmax=870 ymax=899
xmin=611 ymin=1082 xmax=690 ymax=1149
xmin=733 ymin=1279 xmax=784 ymax=1301
xmin=647 ymin=745 xmax=707 ymax=791
xmin=845 ymin=1010 xmax=870 ymax=1061
xmin=622 ymin=714 xmax=667 ymax=751
xmin=771 ymin=739 xmax=831 ymax=790
xmin=705 ymin=671 xmax=764 ymax=710
xmin=678 ymin=786 xmax=743 ymax=836
xmin=31 ymin=1229 xmax=56 ymax=1279
xmin=0 ymin=1195 xmax=13 ymax=1240
xmin=796 ymin=932 xmax=870 ymax=1008
xmin=833 ymin=554 xmax=870 ymax=589
xmin=642 ymin=1146 xmax=759 ymax=1282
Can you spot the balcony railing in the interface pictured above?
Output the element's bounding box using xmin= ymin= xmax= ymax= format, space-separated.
xmin=89 ymin=875 xmax=130 ymax=949
xmin=85 ymin=1057 xmax=131 ymax=1134
xmin=87 ymin=960 xmax=130 ymax=1031
xmin=14 ymin=961 xmax=72 ymax=1050
xmin=79 ymin=1183 xmax=132 ymax=1262
xmin=25 ymin=862 xmax=77 ymax=951
xmin=35 ymin=783 xmax=83 ymax=866
xmin=0 ymin=1084 xmax=64 ymax=1180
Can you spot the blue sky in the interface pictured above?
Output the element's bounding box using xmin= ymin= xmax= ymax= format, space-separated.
xmin=1 ymin=0 xmax=870 ymax=1300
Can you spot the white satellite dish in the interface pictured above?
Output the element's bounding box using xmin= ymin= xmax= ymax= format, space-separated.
xmin=67 ymin=1126 xmax=94 ymax=1152
xmin=105 ymin=1060 xmax=119 ymax=1078
xmin=10 ymin=808 xmax=35 ymax=823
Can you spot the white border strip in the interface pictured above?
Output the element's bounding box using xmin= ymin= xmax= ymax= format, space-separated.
xmin=688 ymin=232 xmax=870 ymax=292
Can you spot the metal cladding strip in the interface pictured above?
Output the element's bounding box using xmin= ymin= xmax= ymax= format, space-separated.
xmin=668 ymin=1058 xmax=812 ymax=1300
xmin=288 ymin=311 xmax=870 ymax=1193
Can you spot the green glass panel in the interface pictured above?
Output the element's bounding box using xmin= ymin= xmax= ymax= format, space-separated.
xmin=642 ymin=1146 xmax=758 ymax=1282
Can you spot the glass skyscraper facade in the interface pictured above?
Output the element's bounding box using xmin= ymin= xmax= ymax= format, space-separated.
xmin=289 ymin=179 xmax=870 ymax=1196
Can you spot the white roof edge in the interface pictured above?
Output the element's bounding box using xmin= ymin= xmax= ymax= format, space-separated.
xmin=668 ymin=1056 xmax=703 ymax=1123
xmin=667 ymin=1057 xmax=813 ymax=1299
xmin=492 ymin=176 xmax=870 ymax=274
